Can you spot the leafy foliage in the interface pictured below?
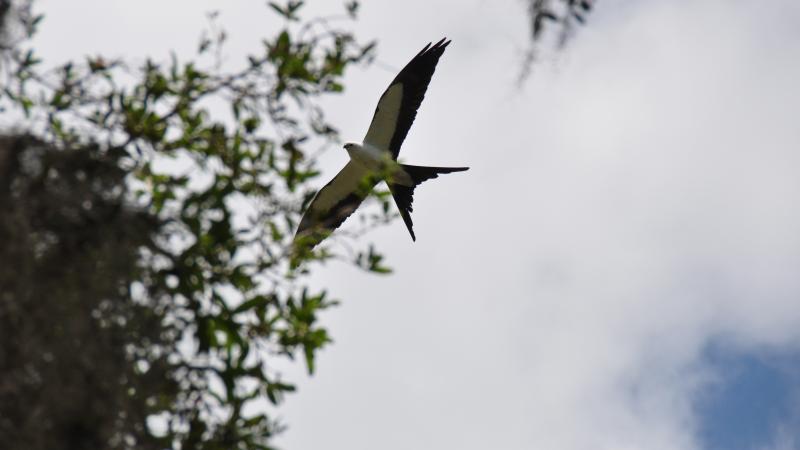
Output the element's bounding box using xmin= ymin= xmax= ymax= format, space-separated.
xmin=0 ymin=135 xmax=173 ymax=450
xmin=0 ymin=1 xmax=394 ymax=448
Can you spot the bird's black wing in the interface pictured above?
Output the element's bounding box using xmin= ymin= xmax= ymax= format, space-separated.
xmin=363 ymin=38 xmax=451 ymax=159
xmin=293 ymin=162 xmax=377 ymax=250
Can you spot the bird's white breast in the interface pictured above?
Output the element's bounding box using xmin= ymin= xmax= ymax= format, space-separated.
xmin=347 ymin=143 xmax=388 ymax=169
xmin=346 ymin=143 xmax=412 ymax=186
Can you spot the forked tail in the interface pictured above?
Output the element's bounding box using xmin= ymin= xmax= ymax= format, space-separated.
xmin=388 ymin=164 xmax=469 ymax=241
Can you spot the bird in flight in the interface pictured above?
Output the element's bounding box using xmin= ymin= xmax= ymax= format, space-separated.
xmin=294 ymin=38 xmax=468 ymax=250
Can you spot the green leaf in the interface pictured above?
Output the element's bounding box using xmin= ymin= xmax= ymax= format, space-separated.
xmin=345 ymin=1 xmax=360 ymax=18
xmin=233 ymin=295 xmax=274 ymax=315
xmin=269 ymin=1 xmax=303 ymax=20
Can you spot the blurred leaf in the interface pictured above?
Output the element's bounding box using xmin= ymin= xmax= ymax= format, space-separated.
xmin=345 ymin=0 xmax=360 ymax=18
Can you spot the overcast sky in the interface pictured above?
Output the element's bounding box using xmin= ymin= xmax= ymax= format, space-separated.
xmin=33 ymin=1 xmax=800 ymax=449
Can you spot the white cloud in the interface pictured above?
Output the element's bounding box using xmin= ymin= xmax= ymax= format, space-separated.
xmin=759 ymin=426 xmax=798 ymax=450
xmin=278 ymin=1 xmax=800 ymax=449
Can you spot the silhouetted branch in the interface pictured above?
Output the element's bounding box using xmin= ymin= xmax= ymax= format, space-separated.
xmin=520 ymin=0 xmax=595 ymax=82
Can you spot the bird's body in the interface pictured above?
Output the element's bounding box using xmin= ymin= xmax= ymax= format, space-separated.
xmin=346 ymin=142 xmax=385 ymax=170
xmin=346 ymin=142 xmax=414 ymax=186
xmin=294 ymin=38 xmax=468 ymax=249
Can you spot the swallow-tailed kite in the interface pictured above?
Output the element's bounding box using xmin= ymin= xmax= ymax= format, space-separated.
xmin=294 ymin=38 xmax=468 ymax=249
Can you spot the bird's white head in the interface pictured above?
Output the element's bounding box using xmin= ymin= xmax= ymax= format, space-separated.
xmin=343 ymin=142 xmax=357 ymax=156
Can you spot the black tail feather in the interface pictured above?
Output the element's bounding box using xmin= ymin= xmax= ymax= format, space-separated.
xmin=388 ymin=164 xmax=468 ymax=241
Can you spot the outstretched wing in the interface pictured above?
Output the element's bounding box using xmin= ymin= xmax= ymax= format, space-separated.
xmin=363 ymin=38 xmax=451 ymax=159
xmin=294 ymin=162 xmax=377 ymax=249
